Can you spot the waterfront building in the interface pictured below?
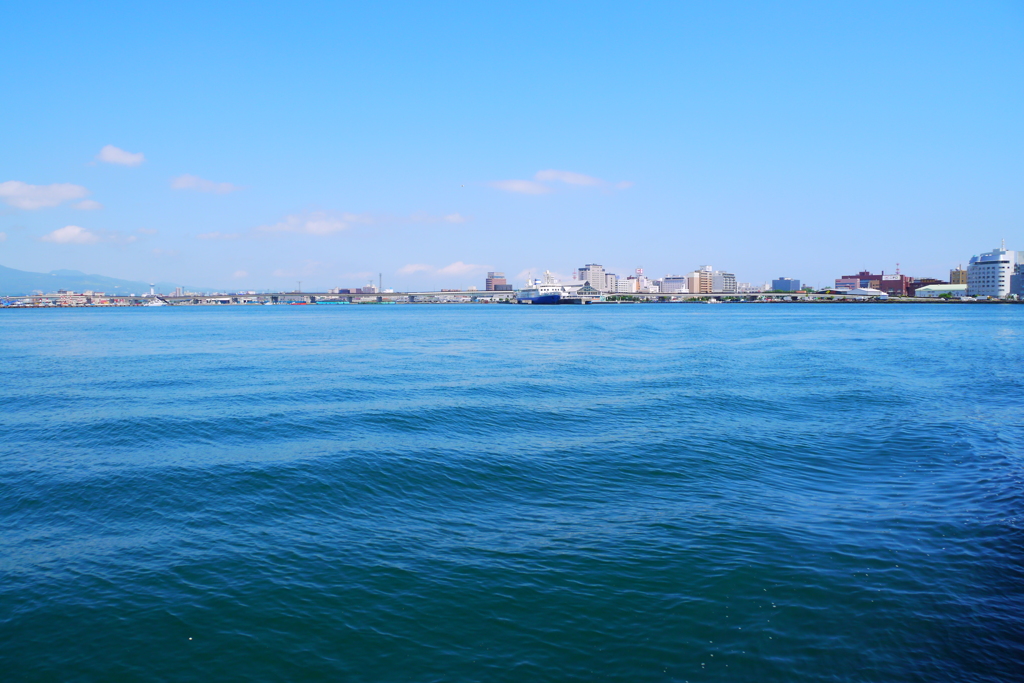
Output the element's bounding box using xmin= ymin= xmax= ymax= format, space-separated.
xmin=771 ymin=277 xmax=801 ymax=292
xmin=713 ymin=271 xmax=737 ymax=293
xmin=614 ymin=278 xmax=638 ymax=294
xmin=835 ymin=270 xmax=912 ymax=296
xmin=836 ymin=271 xmax=882 ymax=290
xmin=949 ymin=267 xmax=967 ymax=285
xmin=686 ymin=266 xmax=714 ymax=294
xmin=967 ymin=244 xmax=1022 ymax=298
xmin=834 ymin=277 xmax=859 ymax=291
xmin=577 ymin=264 xmax=614 ymax=292
xmin=660 ymin=276 xmax=690 ymax=294
xmin=907 ymin=278 xmax=945 ymax=296
xmin=486 ymin=272 xmax=513 ymax=291
xmin=878 ymin=273 xmax=914 ymax=296
xmin=915 ymin=284 xmax=967 ymax=298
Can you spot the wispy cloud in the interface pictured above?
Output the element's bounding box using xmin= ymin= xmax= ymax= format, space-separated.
xmin=257 ymin=211 xmax=374 ymax=236
xmin=393 ymin=260 xmax=489 ymax=278
xmin=197 ymin=231 xmax=242 ymax=240
xmin=488 ymin=170 xmax=633 ymax=195
xmin=232 ymin=270 xmax=248 ymax=279
xmin=171 ymin=174 xmax=242 ymax=194
xmin=398 ymin=261 xmax=491 ymax=278
xmin=487 ymin=179 xmax=551 ymax=195
xmin=438 ymin=261 xmax=490 ymax=276
xmin=399 ymin=263 xmax=434 ymax=274
xmin=96 ymin=145 xmax=144 ymax=166
xmin=41 ymin=225 xmax=100 ymax=244
xmin=0 ymin=181 xmax=89 ymax=210
xmin=74 ymin=199 xmax=104 ymax=210
xmin=410 ymin=211 xmax=470 ymax=224
xmin=534 ymin=169 xmax=605 ymax=186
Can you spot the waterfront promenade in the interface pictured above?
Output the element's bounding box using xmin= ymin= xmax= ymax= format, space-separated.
xmin=2 ymin=289 xmax=1017 ymax=307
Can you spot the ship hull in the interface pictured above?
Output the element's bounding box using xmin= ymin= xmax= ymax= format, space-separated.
xmin=517 ymin=292 xmax=563 ymax=304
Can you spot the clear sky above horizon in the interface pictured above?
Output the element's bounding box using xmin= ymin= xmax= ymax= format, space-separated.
xmin=2 ymin=0 xmax=1021 ymax=291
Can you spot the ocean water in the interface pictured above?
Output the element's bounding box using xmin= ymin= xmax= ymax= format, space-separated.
xmin=1 ymin=304 xmax=1022 ymax=682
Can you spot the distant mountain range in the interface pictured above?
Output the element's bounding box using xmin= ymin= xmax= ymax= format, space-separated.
xmin=0 ymin=263 xmax=204 ymax=296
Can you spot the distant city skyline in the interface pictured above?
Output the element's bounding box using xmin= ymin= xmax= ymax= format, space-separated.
xmin=2 ymin=2 xmax=1021 ymax=291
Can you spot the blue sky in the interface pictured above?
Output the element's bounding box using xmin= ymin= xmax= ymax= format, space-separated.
xmin=1 ymin=0 xmax=1021 ymax=291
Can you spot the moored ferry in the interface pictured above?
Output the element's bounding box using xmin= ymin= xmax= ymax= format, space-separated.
xmin=516 ymin=271 xmax=602 ymax=304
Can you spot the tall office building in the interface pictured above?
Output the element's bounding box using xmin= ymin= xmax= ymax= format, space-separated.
xmin=486 ymin=272 xmax=512 ymax=291
xmin=683 ymin=266 xmax=736 ymax=293
xmin=713 ymin=270 xmax=737 ymax=293
xmin=660 ymin=276 xmax=690 ymax=293
xmin=967 ymin=245 xmax=1022 ymax=298
xmin=577 ymin=264 xmax=613 ymax=292
xmin=686 ymin=265 xmax=714 ymax=293
xmin=771 ymin=277 xmax=801 ymax=292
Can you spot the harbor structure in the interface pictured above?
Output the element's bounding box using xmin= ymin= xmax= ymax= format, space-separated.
xmin=915 ymin=284 xmax=967 ymax=298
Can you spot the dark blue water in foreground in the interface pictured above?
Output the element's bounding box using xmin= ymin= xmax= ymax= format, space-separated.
xmin=2 ymin=304 xmax=1022 ymax=681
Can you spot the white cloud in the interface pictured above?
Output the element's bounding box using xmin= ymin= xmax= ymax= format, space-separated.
xmin=399 ymin=263 xmax=434 ymax=274
xmin=438 ymin=261 xmax=489 ymax=276
xmin=534 ymin=169 xmax=604 ymax=186
xmin=397 ymin=261 xmax=490 ymax=277
xmin=410 ymin=211 xmax=470 ymax=224
xmin=171 ymin=174 xmax=242 ymax=194
xmin=488 ymin=170 xmax=633 ymax=195
xmin=0 ymin=181 xmax=90 ymax=209
xmin=74 ymin=199 xmax=104 ymax=210
xmin=232 ymin=270 xmax=248 ymax=278
xmin=41 ymin=225 xmax=100 ymax=244
xmin=487 ymin=179 xmax=551 ymax=195
xmin=96 ymin=145 xmax=145 ymax=166
xmin=257 ymin=211 xmax=373 ymax=236
xmin=197 ymin=231 xmax=242 ymax=240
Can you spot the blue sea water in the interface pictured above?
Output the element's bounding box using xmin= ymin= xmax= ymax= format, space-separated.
xmin=1 ymin=304 xmax=1022 ymax=682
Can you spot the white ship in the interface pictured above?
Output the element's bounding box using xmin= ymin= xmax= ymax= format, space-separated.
xmin=516 ymin=271 xmax=602 ymax=305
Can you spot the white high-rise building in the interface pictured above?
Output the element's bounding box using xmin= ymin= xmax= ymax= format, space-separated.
xmin=660 ymin=276 xmax=690 ymax=293
xmin=967 ymin=244 xmax=1023 ymax=298
xmin=713 ymin=271 xmax=737 ymax=293
xmin=577 ymin=264 xmax=614 ymax=292
xmin=686 ymin=265 xmax=714 ymax=294
xmin=684 ymin=265 xmax=736 ymax=293
xmin=614 ymin=278 xmax=637 ymax=293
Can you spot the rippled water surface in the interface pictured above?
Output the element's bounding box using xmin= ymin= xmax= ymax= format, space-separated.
xmin=2 ymin=304 xmax=1022 ymax=681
